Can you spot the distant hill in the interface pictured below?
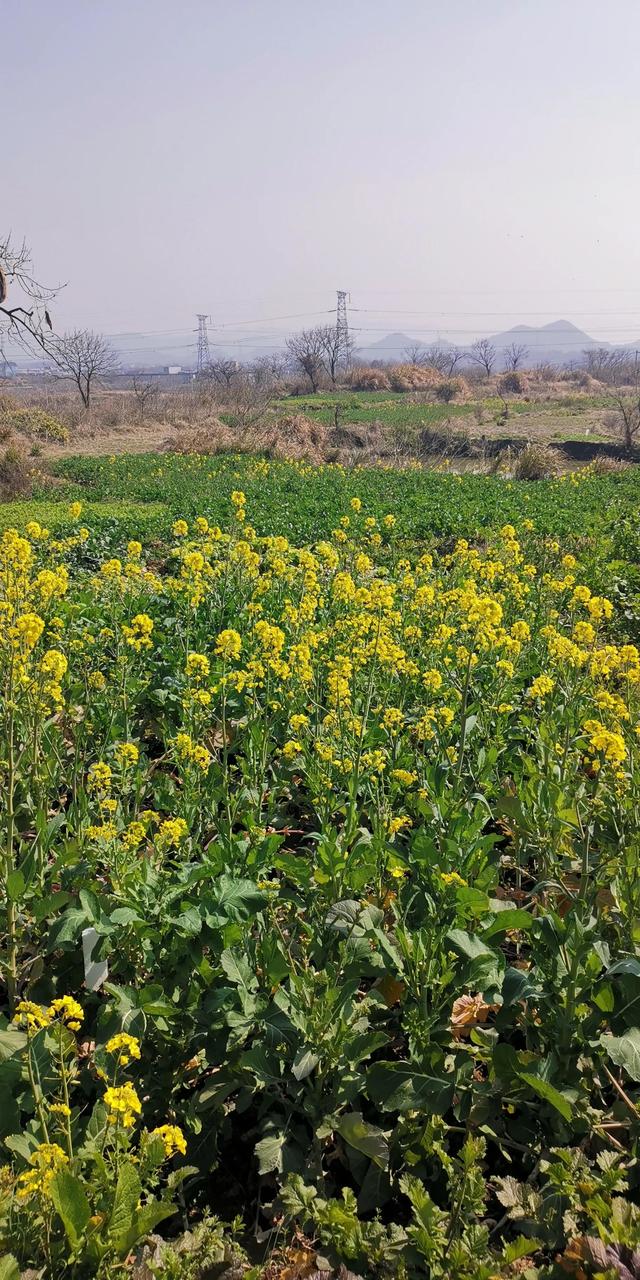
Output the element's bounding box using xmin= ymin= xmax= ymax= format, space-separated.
xmin=356 ymin=320 xmax=640 ymax=369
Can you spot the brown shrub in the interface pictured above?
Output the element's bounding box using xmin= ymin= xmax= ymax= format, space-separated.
xmin=166 ymin=413 xmax=400 ymax=467
xmin=434 ymin=376 xmax=469 ymax=403
xmin=587 ymin=454 xmax=629 ymax=475
xmin=512 ymin=443 xmax=560 ymax=480
xmin=498 ymin=370 xmax=529 ymax=395
xmin=0 ymin=443 xmax=33 ymax=499
xmin=388 ymin=363 xmax=441 ymax=392
xmin=345 ymin=366 xmax=391 ymax=391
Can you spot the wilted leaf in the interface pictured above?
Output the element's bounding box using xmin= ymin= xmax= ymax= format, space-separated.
xmin=450 ymin=993 xmax=498 ymax=1039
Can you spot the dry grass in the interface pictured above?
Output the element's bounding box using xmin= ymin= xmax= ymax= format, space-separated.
xmin=388 ymin=363 xmax=442 ymax=392
xmin=511 ymin=442 xmax=561 ymax=480
xmin=166 ymin=413 xmax=407 ymax=467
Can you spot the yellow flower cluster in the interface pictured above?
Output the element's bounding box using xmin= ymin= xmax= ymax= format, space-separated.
xmin=106 ymin=1032 xmax=141 ymax=1065
xmin=13 ymin=995 xmax=83 ymax=1033
xmin=150 ymin=1123 xmax=187 ymax=1158
xmin=103 ymin=1082 xmax=142 ymax=1128
xmin=16 ymin=1143 xmax=68 ymax=1200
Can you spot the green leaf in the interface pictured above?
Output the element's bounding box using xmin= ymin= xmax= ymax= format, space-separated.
xmin=108 ymin=1161 xmax=142 ymax=1253
xmin=49 ymin=1168 xmax=91 ymax=1249
xmin=335 ymin=1112 xmax=389 ymax=1168
xmin=483 ymin=909 xmax=533 ymax=939
xmin=502 ymin=1236 xmax=542 ymax=1265
xmin=367 ymin=1062 xmax=454 ymax=1115
xmin=0 ymin=1027 xmax=27 ymax=1062
xmin=447 ymin=929 xmax=497 ymax=962
xmin=292 ymin=1048 xmax=319 ymax=1081
xmin=115 ymin=1202 xmax=175 ymax=1258
xmin=601 ymin=1028 xmax=640 ymax=1081
xmin=518 ymin=1073 xmax=572 ymax=1121
xmin=4 ymin=1133 xmax=39 ymax=1162
xmin=214 ymin=876 xmax=267 ymax=922
xmin=0 ymin=1255 xmax=20 ymax=1280
xmin=255 ymin=1131 xmax=285 ymax=1175
xmin=5 ymin=871 xmax=24 ymax=901
xmin=220 ymin=949 xmax=256 ymax=992
xmin=47 ymin=906 xmax=88 ymax=949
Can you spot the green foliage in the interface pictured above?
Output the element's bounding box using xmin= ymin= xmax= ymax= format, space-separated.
xmin=1 ymin=463 xmax=640 ymax=1276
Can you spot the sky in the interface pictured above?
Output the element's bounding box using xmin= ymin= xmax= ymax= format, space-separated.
xmin=5 ymin=0 xmax=640 ymax=361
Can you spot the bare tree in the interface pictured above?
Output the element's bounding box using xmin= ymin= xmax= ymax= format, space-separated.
xmin=51 ymin=330 xmax=119 ymax=409
xmin=402 ymin=342 xmax=428 ymax=367
xmin=503 ymin=342 xmax=528 ymax=371
xmin=583 ymin=346 xmax=636 ymax=384
xmin=469 ymin=338 xmax=497 ymax=377
xmin=424 ymin=343 xmax=463 ymax=376
xmin=0 ymin=234 xmax=61 ymax=362
xmin=602 ymin=354 xmax=640 ymax=448
xmin=251 ymin=353 xmax=289 ymax=387
xmin=286 ymin=328 xmax=325 ymax=392
xmin=316 ymin=323 xmax=354 ymax=385
xmin=208 ymin=357 xmax=241 ymax=388
xmin=131 ymin=375 xmax=158 ymax=423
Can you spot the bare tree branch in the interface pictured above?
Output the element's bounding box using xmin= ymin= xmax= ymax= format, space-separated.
xmin=0 ymin=234 xmax=64 ymax=365
xmin=503 ymin=342 xmax=528 ymax=371
xmin=50 ymin=330 xmax=119 ymax=409
xmin=469 ymin=338 xmax=497 ymax=377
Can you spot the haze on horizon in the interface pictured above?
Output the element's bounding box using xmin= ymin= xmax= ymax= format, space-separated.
xmin=5 ymin=0 xmax=640 ymax=358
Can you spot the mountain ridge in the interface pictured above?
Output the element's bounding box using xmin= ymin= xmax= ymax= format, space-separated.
xmin=356 ymin=319 xmax=640 ymax=368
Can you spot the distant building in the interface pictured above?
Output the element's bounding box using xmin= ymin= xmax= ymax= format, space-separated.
xmin=165 ymin=365 xmax=182 ymax=375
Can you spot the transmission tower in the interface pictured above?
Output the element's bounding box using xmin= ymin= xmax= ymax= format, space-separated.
xmin=195 ymin=314 xmax=211 ymax=374
xmin=336 ymin=290 xmax=351 ymax=369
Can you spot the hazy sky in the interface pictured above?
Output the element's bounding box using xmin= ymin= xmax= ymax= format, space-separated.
xmin=5 ymin=0 xmax=640 ymax=357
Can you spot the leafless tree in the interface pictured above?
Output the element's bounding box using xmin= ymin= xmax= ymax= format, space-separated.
xmin=503 ymin=342 xmax=528 ymax=371
xmin=402 ymin=342 xmax=428 ymax=367
xmin=423 ymin=343 xmax=463 ymax=376
xmin=0 ymin=233 xmax=61 ymax=362
xmin=208 ymin=357 xmax=241 ymax=388
xmin=219 ymin=374 xmax=273 ymax=433
xmin=251 ymin=353 xmax=289 ymax=387
xmin=51 ymin=330 xmax=119 ymax=408
xmin=131 ymin=375 xmax=158 ymax=422
xmin=469 ymin=338 xmax=497 ymax=377
xmin=601 ymin=354 xmax=640 ymax=448
xmin=286 ymin=328 xmax=325 ymax=392
xmin=583 ymin=346 xmax=635 ymax=384
xmin=315 ymin=324 xmax=354 ymax=385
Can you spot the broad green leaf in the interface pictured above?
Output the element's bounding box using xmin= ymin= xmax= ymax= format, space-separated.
xmin=5 ymin=871 xmax=24 ymax=901
xmin=49 ymin=1169 xmax=91 ymax=1249
xmin=502 ymin=1236 xmax=542 ymax=1265
xmin=367 ymin=1062 xmax=454 ymax=1115
xmin=483 ymin=909 xmax=533 ymax=939
xmin=335 ymin=1112 xmax=389 ymax=1169
xmin=255 ymin=1131 xmax=285 ymax=1174
xmin=108 ymin=1161 xmax=142 ymax=1252
xmin=518 ymin=1073 xmax=572 ymax=1121
xmin=601 ymin=1028 xmax=640 ymax=1081
xmin=115 ymin=1202 xmax=175 ymax=1258
xmin=0 ymin=1255 xmax=20 ymax=1280
xmin=447 ymin=929 xmax=497 ymax=962
xmin=220 ymin=949 xmax=256 ymax=991
xmin=292 ymin=1049 xmax=319 ymax=1081
xmin=0 ymin=1027 xmax=27 ymax=1062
